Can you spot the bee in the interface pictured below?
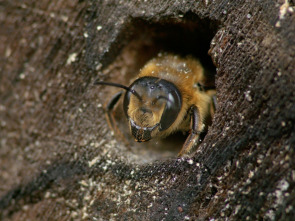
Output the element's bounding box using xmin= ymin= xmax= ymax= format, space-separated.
xmin=95 ymin=53 xmax=216 ymax=156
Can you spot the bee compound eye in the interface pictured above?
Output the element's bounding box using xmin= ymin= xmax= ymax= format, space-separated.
xmin=159 ymin=91 xmax=182 ymax=131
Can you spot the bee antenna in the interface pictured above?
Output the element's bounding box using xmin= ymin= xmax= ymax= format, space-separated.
xmin=94 ymin=80 xmax=142 ymax=101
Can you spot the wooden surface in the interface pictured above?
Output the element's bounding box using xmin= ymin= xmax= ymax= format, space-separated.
xmin=1 ymin=0 xmax=295 ymax=220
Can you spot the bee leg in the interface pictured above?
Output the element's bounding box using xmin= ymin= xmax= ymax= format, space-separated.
xmin=106 ymin=91 xmax=123 ymax=128
xmin=212 ymin=94 xmax=218 ymax=111
xmin=105 ymin=91 xmax=130 ymax=148
xmin=209 ymin=94 xmax=218 ymax=117
xmin=178 ymin=105 xmax=201 ymax=157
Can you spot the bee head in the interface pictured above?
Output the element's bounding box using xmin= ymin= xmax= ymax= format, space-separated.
xmin=94 ymin=77 xmax=182 ymax=143
xmin=123 ymin=77 xmax=182 ymax=142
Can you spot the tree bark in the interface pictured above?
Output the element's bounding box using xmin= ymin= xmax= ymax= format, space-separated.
xmin=0 ymin=0 xmax=295 ymax=220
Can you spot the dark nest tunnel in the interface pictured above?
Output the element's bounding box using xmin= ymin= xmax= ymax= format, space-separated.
xmin=94 ymin=14 xmax=219 ymax=160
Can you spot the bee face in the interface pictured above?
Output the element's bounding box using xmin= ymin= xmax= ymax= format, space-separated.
xmin=123 ymin=77 xmax=182 ymax=142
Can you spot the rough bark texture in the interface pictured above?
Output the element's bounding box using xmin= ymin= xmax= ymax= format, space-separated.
xmin=1 ymin=0 xmax=295 ymax=220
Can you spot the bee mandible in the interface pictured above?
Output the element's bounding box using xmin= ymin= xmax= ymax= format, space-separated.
xmin=95 ymin=54 xmax=216 ymax=156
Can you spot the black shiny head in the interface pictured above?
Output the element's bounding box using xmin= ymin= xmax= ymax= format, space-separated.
xmin=94 ymin=77 xmax=182 ymax=142
xmin=123 ymin=77 xmax=182 ymax=139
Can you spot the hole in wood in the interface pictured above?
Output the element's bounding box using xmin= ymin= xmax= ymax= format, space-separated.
xmin=98 ymin=14 xmax=218 ymax=160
